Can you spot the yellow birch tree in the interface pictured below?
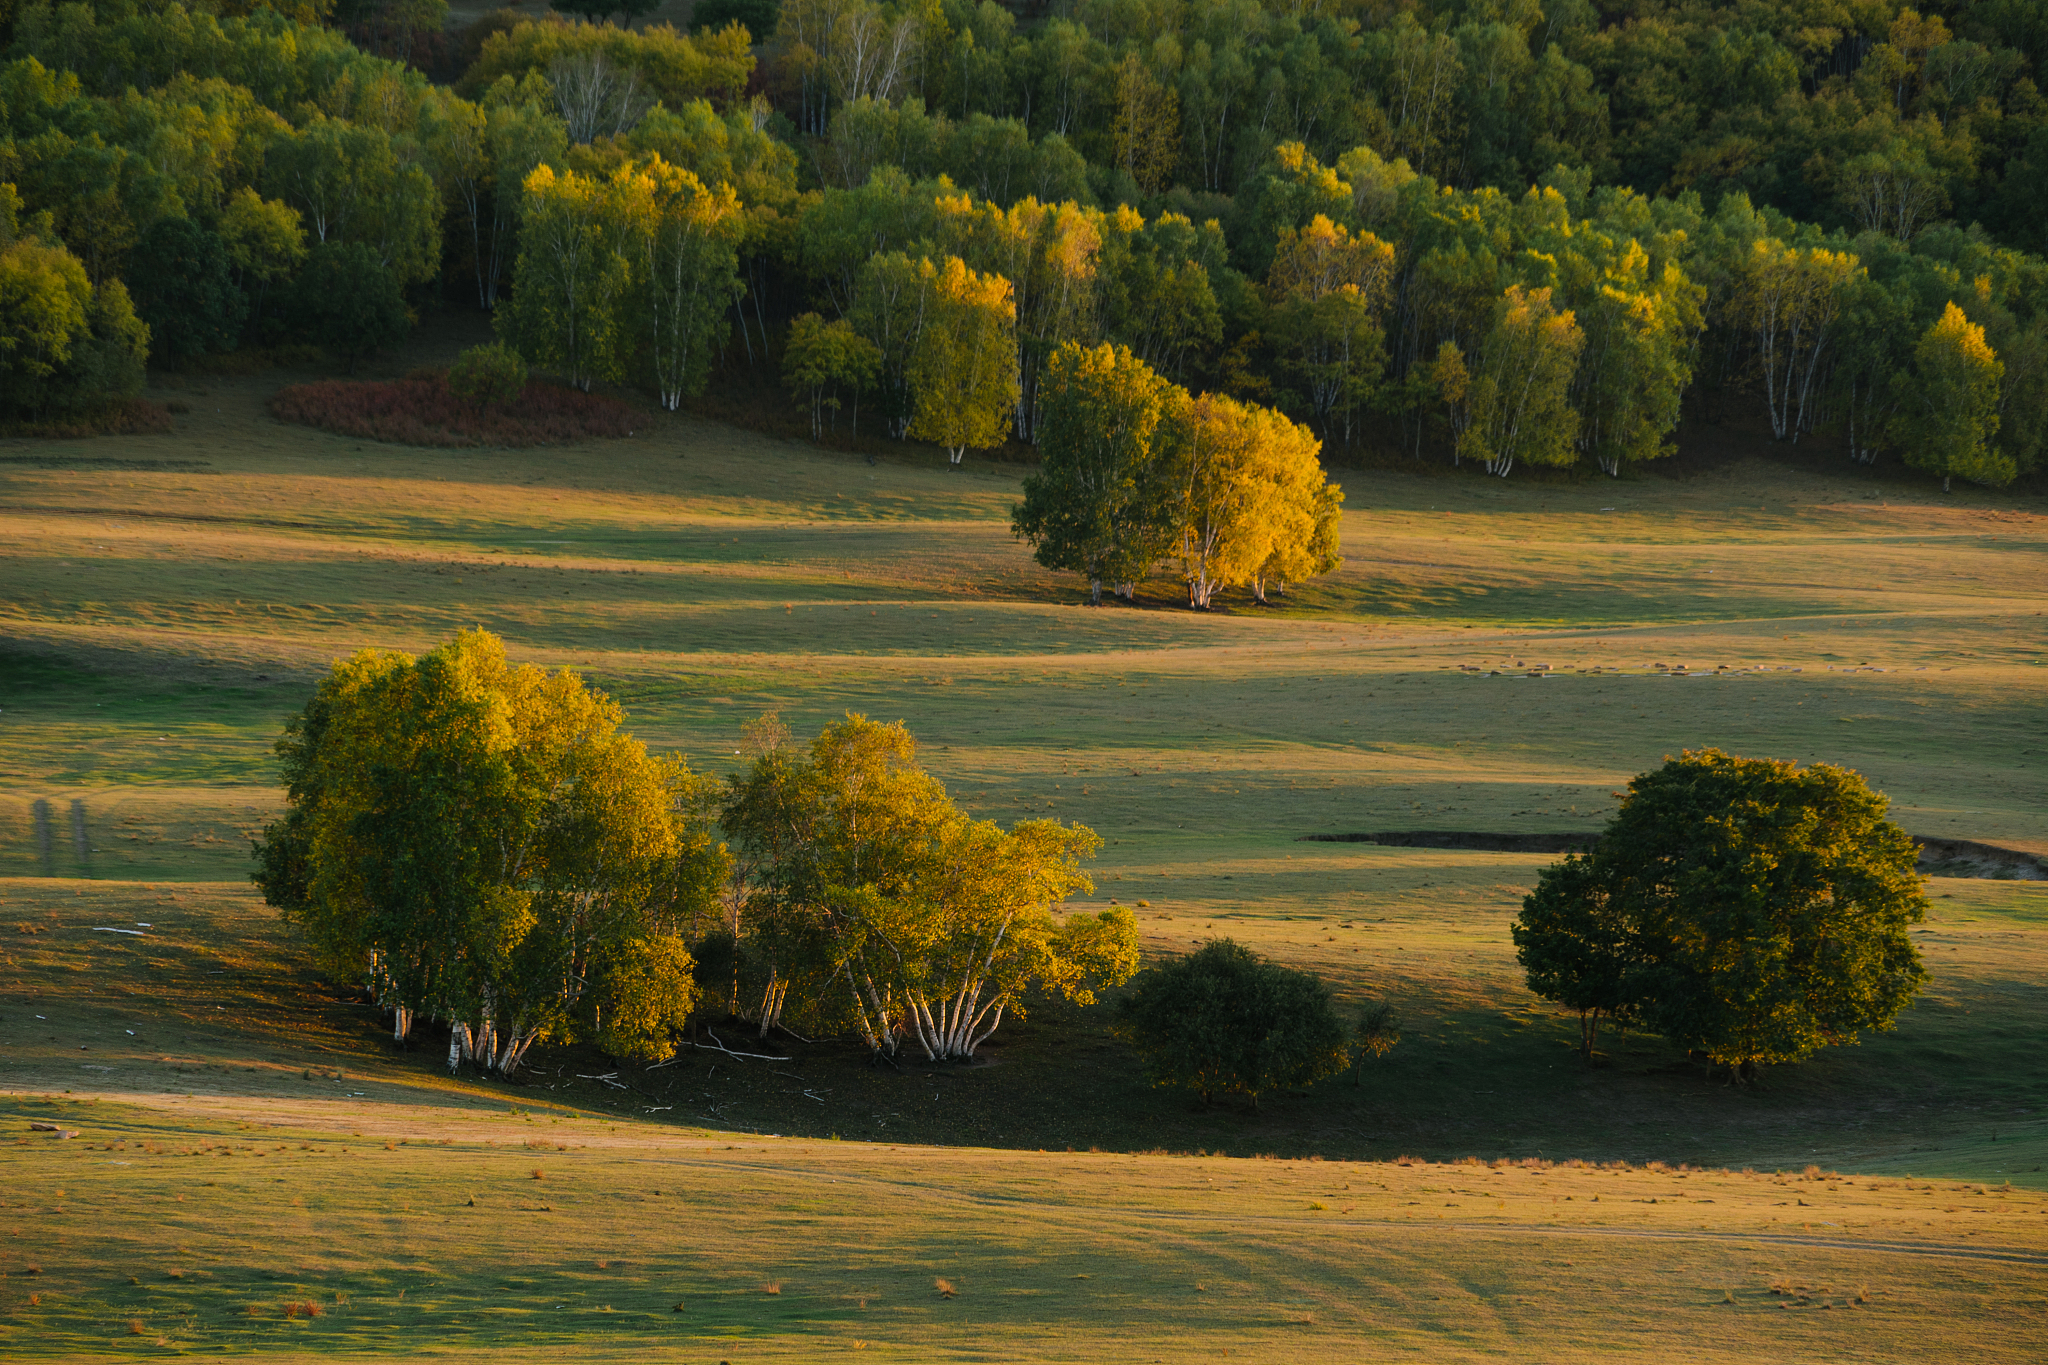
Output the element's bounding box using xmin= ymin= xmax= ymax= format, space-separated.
xmin=908 ymin=255 xmax=1020 ymax=464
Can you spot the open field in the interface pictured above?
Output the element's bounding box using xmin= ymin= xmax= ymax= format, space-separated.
xmin=3 ymin=334 xmax=2047 ymax=1355
xmin=2 ymin=1087 xmax=2045 ymax=1363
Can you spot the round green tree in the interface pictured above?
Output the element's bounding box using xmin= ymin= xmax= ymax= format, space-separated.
xmin=1116 ymin=938 xmax=1349 ymax=1108
xmin=1513 ymin=749 xmax=1928 ymax=1082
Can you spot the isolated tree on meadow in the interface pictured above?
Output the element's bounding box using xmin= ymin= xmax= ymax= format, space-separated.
xmin=1167 ymin=390 xmax=1333 ymax=609
xmin=908 ymin=255 xmax=1020 ymax=464
xmin=1013 ymin=341 xmax=1183 ymax=605
xmin=1901 ymin=300 xmax=2008 ymax=492
xmin=1512 ymin=750 xmax=1928 ymax=1083
xmin=1117 ymin=939 xmax=1350 ymax=1109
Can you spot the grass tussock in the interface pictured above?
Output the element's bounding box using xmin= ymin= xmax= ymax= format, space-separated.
xmin=269 ymin=371 xmax=638 ymax=448
xmin=934 ymin=1278 xmax=957 ymax=1298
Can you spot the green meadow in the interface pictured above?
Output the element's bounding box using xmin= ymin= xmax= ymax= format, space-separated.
xmin=2 ymin=335 xmax=2046 ymax=1357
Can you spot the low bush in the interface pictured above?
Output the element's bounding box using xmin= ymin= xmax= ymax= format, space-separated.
xmin=269 ymin=370 xmax=638 ymax=447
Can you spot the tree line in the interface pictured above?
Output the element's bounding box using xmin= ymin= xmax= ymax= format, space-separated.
xmin=0 ymin=0 xmax=2040 ymax=489
xmin=254 ymin=630 xmax=1140 ymax=1073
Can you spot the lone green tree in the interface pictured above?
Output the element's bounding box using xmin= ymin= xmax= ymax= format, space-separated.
xmin=1013 ymin=341 xmax=1183 ymax=605
xmin=1512 ymin=750 xmax=1928 ymax=1082
xmin=1117 ymin=939 xmax=1349 ymax=1108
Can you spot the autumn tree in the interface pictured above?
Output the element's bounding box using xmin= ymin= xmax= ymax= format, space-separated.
xmin=1166 ymin=391 xmax=1336 ymax=609
xmin=1901 ymin=300 xmax=2008 ymax=491
xmin=253 ymin=629 xmax=728 ymax=1072
xmin=1013 ymin=341 xmax=1184 ymax=605
xmin=908 ymin=255 xmax=1019 ymax=464
xmin=622 ymin=155 xmax=746 ymax=410
xmin=1465 ymin=285 xmax=1583 ymax=478
xmin=719 ymin=714 xmax=1137 ymax=1059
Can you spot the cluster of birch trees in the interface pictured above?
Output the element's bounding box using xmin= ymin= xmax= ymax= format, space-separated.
xmin=718 ymin=712 xmax=1139 ymax=1060
xmin=1016 ymin=340 xmax=1341 ymax=607
xmin=498 ymin=155 xmax=745 ymax=407
xmin=254 ymin=633 xmax=1134 ymax=1072
xmin=7 ymin=2 xmax=2040 ymax=486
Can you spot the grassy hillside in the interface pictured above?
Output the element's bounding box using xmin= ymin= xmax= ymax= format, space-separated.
xmin=1 ymin=338 xmax=2045 ymax=1356
xmin=2 ymin=1085 xmax=2044 ymax=1363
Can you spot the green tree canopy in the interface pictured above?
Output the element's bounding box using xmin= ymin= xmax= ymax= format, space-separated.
xmin=288 ymin=240 xmax=409 ymax=373
xmin=252 ymin=629 xmax=728 ymax=1074
xmin=1014 ymin=340 xmax=1183 ymax=605
xmin=127 ymin=216 xmax=246 ymax=362
xmin=1512 ymin=750 xmax=1928 ymax=1083
xmin=1116 ymin=938 xmax=1350 ymax=1108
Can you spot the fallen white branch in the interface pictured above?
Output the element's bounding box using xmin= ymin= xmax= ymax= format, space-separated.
xmin=92 ymin=927 xmax=146 ymax=936
xmin=689 ymin=1030 xmax=789 ymax=1062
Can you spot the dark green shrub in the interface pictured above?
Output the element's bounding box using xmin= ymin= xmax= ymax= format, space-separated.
xmin=1116 ymin=939 xmax=1349 ymax=1108
xmin=449 ymin=342 xmax=528 ymax=409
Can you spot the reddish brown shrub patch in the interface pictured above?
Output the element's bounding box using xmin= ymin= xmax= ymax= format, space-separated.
xmin=269 ymin=370 xmax=638 ymax=447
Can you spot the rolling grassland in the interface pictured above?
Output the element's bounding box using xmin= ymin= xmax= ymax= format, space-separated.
xmin=2 ymin=344 xmax=2045 ymax=1358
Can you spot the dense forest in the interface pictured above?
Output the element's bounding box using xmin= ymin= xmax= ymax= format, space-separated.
xmin=1 ymin=0 xmax=2043 ymax=490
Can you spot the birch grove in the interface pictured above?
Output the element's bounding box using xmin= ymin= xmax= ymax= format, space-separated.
xmin=253 ymin=629 xmax=727 ymax=1076
xmin=720 ymin=714 xmax=1138 ymax=1060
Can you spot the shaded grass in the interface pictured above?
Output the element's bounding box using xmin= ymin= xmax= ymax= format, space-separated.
xmin=3 ymin=874 xmax=2044 ymax=1184
xmin=0 ymin=1092 xmax=2040 ymax=1362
